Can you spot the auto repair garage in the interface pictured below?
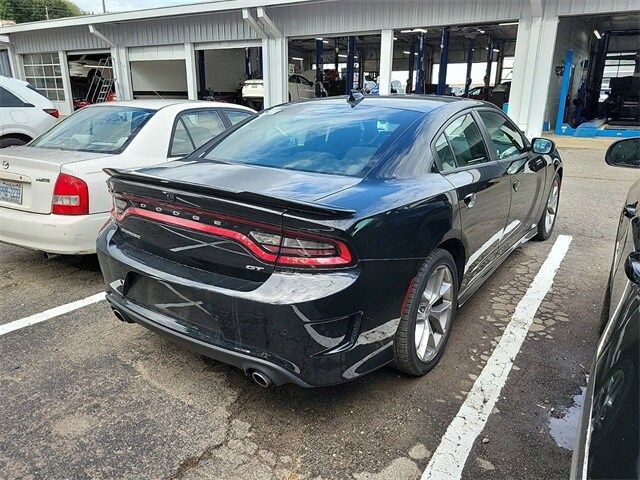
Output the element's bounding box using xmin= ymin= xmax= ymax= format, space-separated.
xmin=0 ymin=0 xmax=638 ymax=136
xmin=545 ymin=11 xmax=639 ymax=138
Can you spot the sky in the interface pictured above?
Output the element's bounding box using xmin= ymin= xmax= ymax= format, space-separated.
xmin=71 ymin=0 xmax=207 ymax=14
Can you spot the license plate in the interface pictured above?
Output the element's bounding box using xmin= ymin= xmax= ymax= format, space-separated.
xmin=0 ymin=180 xmax=23 ymax=205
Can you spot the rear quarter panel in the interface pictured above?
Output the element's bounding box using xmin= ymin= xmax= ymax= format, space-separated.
xmin=299 ymin=174 xmax=460 ymax=263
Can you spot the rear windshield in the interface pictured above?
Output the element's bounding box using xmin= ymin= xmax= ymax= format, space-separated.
xmin=32 ymin=106 xmax=155 ymax=154
xmin=202 ymin=103 xmax=422 ymax=176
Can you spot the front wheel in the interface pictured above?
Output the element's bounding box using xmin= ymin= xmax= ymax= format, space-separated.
xmin=393 ymin=249 xmax=459 ymax=376
xmin=534 ymin=173 xmax=561 ymax=241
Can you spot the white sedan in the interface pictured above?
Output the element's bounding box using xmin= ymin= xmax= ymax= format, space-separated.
xmin=0 ymin=99 xmax=254 ymax=255
xmin=242 ymin=74 xmax=327 ymax=106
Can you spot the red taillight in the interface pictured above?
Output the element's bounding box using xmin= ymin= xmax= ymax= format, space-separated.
xmin=249 ymin=230 xmax=352 ymax=266
xmin=52 ymin=174 xmax=89 ymax=215
xmin=112 ymin=206 xmax=353 ymax=268
xmin=43 ymin=108 xmax=60 ymax=118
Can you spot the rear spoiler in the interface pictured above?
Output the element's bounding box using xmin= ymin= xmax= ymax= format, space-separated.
xmin=104 ymin=168 xmax=355 ymax=219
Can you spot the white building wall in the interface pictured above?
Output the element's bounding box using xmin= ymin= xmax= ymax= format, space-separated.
xmin=4 ymin=0 xmax=638 ymax=56
xmin=270 ymin=0 xmax=527 ymax=36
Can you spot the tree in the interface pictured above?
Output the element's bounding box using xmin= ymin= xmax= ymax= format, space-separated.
xmin=0 ymin=0 xmax=83 ymax=23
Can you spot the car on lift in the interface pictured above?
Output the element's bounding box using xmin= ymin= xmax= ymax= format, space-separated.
xmin=0 ymin=76 xmax=59 ymax=147
xmin=571 ymin=137 xmax=640 ymax=480
xmin=68 ymin=54 xmax=107 ymax=79
xmin=97 ymin=95 xmax=562 ymax=388
xmin=242 ymin=74 xmax=327 ymax=107
xmin=0 ymin=99 xmax=255 ymax=256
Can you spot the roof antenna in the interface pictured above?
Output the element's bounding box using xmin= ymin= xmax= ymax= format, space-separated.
xmin=347 ymin=90 xmax=365 ymax=108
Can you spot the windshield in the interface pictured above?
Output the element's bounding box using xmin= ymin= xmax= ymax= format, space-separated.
xmin=202 ymin=103 xmax=422 ymax=176
xmin=32 ymin=106 xmax=155 ymax=153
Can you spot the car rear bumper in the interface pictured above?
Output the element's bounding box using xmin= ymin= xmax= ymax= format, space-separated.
xmin=0 ymin=206 xmax=108 ymax=254
xmin=97 ymin=224 xmax=419 ymax=387
xmin=108 ymin=293 xmax=312 ymax=387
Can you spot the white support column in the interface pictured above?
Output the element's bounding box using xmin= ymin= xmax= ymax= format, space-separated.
xmin=506 ymin=17 xmax=532 ymax=125
xmin=57 ymin=50 xmax=74 ymax=116
xmin=184 ymin=42 xmax=197 ymax=100
xmin=111 ymin=46 xmax=133 ymax=100
xmin=524 ymin=15 xmax=558 ymax=138
xmin=262 ymin=36 xmax=288 ymax=107
xmin=507 ymin=13 xmax=559 ymax=138
xmin=378 ymin=29 xmax=394 ymax=96
xmin=518 ymin=16 xmax=544 ymax=135
xmin=7 ymin=44 xmax=24 ymax=80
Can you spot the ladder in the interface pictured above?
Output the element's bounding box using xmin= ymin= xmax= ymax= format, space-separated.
xmin=85 ymin=57 xmax=114 ymax=104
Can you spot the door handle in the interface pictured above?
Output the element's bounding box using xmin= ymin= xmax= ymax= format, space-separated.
xmin=464 ymin=193 xmax=476 ymax=208
xmin=512 ymin=180 xmax=520 ymax=192
xmin=623 ymin=204 xmax=637 ymax=218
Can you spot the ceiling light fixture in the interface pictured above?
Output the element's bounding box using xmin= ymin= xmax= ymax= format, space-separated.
xmin=594 ymin=29 xmax=602 ymax=39
xmin=498 ymin=21 xmax=518 ymax=26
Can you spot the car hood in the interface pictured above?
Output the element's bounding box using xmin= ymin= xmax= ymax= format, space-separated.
xmin=0 ymin=146 xmax=114 ymax=165
xmin=132 ymin=159 xmax=363 ymax=202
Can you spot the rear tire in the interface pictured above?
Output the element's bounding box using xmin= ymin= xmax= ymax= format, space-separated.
xmin=534 ymin=173 xmax=561 ymax=241
xmin=0 ymin=136 xmax=28 ymax=148
xmin=393 ymin=248 xmax=459 ymax=376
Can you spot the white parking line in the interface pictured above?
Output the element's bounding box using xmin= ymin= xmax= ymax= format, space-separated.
xmin=422 ymin=234 xmax=573 ymax=480
xmin=0 ymin=292 xmax=106 ymax=337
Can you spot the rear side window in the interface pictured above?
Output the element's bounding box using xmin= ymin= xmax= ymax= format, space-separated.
xmin=440 ymin=114 xmax=489 ymax=168
xmin=435 ymin=133 xmax=456 ymax=172
xmin=0 ymin=87 xmax=29 ymax=107
xmin=170 ymin=110 xmax=226 ymax=156
xmin=478 ymin=110 xmax=527 ymax=160
xmin=223 ymin=109 xmax=253 ymax=125
xmin=202 ymin=103 xmax=422 ymax=177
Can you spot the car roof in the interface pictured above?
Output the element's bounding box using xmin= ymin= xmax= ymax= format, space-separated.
xmin=91 ymin=99 xmax=254 ymax=112
xmin=292 ymin=95 xmax=486 ymax=114
xmin=0 ymin=75 xmax=29 ymax=88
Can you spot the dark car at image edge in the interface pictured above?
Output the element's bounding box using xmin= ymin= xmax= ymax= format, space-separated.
xmin=97 ymin=95 xmax=562 ymax=387
xmin=571 ymin=137 xmax=640 ymax=480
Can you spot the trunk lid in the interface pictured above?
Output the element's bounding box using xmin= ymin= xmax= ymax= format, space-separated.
xmin=0 ymin=146 xmax=110 ymax=214
xmin=106 ymin=166 xmax=356 ymax=289
xmin=135 ymin=159 xmax=361 ymax=202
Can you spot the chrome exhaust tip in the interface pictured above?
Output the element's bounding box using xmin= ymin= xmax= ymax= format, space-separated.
xmin=251 ymin=370 xmax=272 ymax=388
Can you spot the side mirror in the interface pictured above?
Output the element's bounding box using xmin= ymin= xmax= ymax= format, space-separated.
xmin=605 ymin=138 xmax=640 ymax=168
xmin=531 ymin=137 xmax=555 ymax=155
xmin=624 ymin=252 xmax=640 ymax=285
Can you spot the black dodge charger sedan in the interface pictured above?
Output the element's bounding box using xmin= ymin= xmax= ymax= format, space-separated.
xmin=97 ymin=96 xmax=562 ymax=387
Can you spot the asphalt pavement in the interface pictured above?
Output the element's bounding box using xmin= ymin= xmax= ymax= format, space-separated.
xmin=0 ymin=142 xmax=635 ymax=480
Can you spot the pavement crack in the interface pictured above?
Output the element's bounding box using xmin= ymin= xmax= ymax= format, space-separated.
xmin=164 ymin=430 xmax=230 ymax=480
